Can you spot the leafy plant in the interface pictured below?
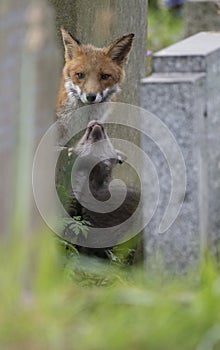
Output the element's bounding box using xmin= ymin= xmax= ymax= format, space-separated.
xmin=63 ymin=215 xmax=91 ymax=238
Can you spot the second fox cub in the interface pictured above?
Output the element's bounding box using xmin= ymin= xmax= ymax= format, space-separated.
xmin=56 ymin=28 xmax=134 ymax=115
xmin=65 ymin=120 xmax=140 ymax=252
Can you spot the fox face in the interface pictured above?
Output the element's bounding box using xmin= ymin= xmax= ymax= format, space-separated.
xmin=57 ymin=28 xmax=134 ymax=110
xmin=74 ymin=120 xmax=127 ymax=192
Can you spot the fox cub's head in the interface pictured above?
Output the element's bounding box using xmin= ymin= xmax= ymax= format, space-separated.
xmin=73 ymin=120 xmax=127 ymax=193
xmin=60 ymin=28 xmax=134 ymax=105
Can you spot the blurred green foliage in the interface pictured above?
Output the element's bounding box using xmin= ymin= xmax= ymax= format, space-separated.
xmin=148 ymin=1 xmax=184 ymax=52
xmin=1 ymin=229 xmax=220 ymax=350
xmin=147 ymin=1 xmax=184 ymax=74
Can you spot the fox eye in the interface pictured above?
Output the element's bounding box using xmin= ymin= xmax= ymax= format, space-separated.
xmin=76 ymin=72 xmax=86 ymax=79
xmin=101 ymin=74 xmax=111 ymax=80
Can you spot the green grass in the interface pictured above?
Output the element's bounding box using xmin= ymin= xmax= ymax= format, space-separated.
xmin=147 ymin=2 xmax=184 ymax=74
xmin=148 ymin=3 xmax=184 ymax=52
xmin=1 ymin=228 xmax=220 ymax=350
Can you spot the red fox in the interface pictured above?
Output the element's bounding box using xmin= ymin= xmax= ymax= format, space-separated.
xmin=56 ymin=28 xmax=134 ymax=116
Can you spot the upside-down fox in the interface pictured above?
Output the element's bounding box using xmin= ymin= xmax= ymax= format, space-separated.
xmin=64 ymin=120 xmax=140 ymax=258
xmin=56 ymin=27 xmax=134 ymax=117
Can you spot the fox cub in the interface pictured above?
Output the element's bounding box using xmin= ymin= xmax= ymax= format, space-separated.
xmin=65 ymin=120 xmax=140 ymax=256
xmin=56 ymin=28 xmax=134 ymax=117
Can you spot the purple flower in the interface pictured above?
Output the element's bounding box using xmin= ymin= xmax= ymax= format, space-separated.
xmin=166 ymin=0 xmax=185 ymax=8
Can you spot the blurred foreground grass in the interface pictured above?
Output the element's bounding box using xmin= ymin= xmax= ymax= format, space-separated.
xmin=1 ymin=228 xmax=220 ymax=350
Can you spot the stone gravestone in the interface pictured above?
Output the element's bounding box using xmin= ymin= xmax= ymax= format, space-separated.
xmin=141 ymin=32 xmax=220 ymax=272
xmin=185 ymin=0 xmax=220 ymax=37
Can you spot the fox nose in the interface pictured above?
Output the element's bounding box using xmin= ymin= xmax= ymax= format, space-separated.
xmin=86 ymin=93 xmax=96 ymax=103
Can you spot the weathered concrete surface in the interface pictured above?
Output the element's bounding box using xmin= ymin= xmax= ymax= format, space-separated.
xmin=185 ymin=0 xmax=220 ymax=37
xmin=153 ymin=32 xmax=220 ymax=73
xmin=141 ymin=32 xmax=220 ymax=271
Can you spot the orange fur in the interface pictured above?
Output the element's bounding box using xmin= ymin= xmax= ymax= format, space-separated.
xmin=56 ymin=29 xmax=134 ymax=114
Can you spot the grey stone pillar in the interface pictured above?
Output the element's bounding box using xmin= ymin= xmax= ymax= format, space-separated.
xmin=141 ymin=32 xmax=220 ymax=272
xmin=48 ymin=1 xmax=148 ymax=259
xmin=185 ymin=1 xmax=220 ymax=37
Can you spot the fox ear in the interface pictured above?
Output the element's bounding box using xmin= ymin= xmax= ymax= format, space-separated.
xmin=61 ymin=27 xmax=81 ymax=61
xmin=107 ymin=33 xmax=134 ymax=65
